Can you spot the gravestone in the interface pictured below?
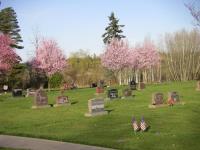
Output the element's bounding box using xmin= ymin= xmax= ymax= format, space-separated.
xmin=32 ymin=88 xmax=49 ymax=108
xmin=123 ymin=88 xmax=132 ymax=97
xmin=107 ymin=89 xmax=118 ymax=99
xmin=85 ymin=98 xmax=108 ymax=117
xmin=196 ymin=81 xmax=200 ymax=91
xmin=152 ymin=93 xmax=164 ymax=105
xmin=138 ymin=82 xmax=145 ymax=90
xmin=129 ymin=80 xmax=136 ymax=90
xmin=26 ymin=88 xmax=36 ymax=97
xmin=149 ymin=92 xmax=165 ymax=108
xmin=54 ymin=91 xmax=70 ymax=107
xmin=168 ymin=92 xmax=180 ymax=103
xmin=96 ymin=80 xmax=104 ymax=94
xmin=91 ymin=82 xmax=97 ymax=88
xmin=3 ymin=85 xmax=8 ymax=93
xmin=12 ymin=89 xmax=23 ymax=97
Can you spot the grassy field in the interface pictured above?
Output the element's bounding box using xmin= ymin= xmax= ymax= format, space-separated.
xmin=0 ymin=81 xmax=200 ymax=150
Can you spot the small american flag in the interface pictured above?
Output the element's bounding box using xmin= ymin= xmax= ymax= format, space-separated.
xmin=140 ymin=116 xmax=148 ymax=131
xmin=132 ymin=117 xmax=140 ymax=131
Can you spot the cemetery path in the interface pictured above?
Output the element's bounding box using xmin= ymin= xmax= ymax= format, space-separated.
xmin=0 ymin=135 xmax=114 ymax=150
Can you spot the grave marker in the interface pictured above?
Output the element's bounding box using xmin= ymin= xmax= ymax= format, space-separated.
xmin=129 ymin=80 xmax=136 ymax=90
xmin=32 ymin=87 xmax=49 ymax=108
xmin=168 ymin=91 xmax=180 ymax=103
xmin=138 ymin=82 xmax=145 ymax=90
xmin=12 ymin=89 xmax=23 ymax=97
xmin=107 ymin=89 xmax=118 ymax=99
xmin=85 ymin=98 xmax=108 ymax=117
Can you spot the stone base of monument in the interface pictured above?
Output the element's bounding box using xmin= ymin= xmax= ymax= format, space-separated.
xmin=149 ymin=102 xmax=185 ymax=108
xmin=84 ymin=111 xmax=108 ymax=117
xmin=148 ymin=104 xmax=167 ymax=108
xmin=54 ymin=103 xmax=71 ymax=107
xmin=32 ymin=105 xmax=51 ymax=109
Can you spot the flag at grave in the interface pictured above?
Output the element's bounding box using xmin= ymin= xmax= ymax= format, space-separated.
xmin=140 ymin=116 xmax=148 ymax=131
xmin=132 ymin=117 xmax=140 ymax=131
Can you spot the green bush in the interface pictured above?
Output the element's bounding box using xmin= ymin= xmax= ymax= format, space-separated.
xmin=49 ymin=72 xmax=63 ymax=88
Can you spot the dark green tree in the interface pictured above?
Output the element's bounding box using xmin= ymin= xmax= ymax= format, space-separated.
xmin=0 ymin=7 xmax=23 ymax=49
xmin=102 ymin=12 xmax=125 ymax=44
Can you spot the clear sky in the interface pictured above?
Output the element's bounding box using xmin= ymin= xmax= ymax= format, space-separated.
xmin=0 ymin=0 xmax=197 ymax=62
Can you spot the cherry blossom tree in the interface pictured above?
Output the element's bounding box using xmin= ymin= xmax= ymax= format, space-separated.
xmin=0 ymin=34 xmax=21 ymax=72
xmin=101 ymin=38 xmax=129 ymax=85
xmin=128 ymin=40 xmax=160 ymax=83
xmin=33 ymin=39 xmax=67 ymax=90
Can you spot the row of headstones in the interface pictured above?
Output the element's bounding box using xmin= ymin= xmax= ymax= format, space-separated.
xmin=85 ymin=91 xmax=181 ymax=117
xmin=11 ymin=87 xmax=70 ymax=108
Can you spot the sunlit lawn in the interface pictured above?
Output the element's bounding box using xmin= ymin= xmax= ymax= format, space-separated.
xmin=0 ymin=81 xmax=199 ymax=150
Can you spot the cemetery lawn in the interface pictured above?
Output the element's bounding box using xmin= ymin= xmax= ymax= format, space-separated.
xmin=0 ymin=81 xmax=200 ymax=150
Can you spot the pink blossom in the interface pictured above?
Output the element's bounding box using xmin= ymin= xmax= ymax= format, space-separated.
xmin=33 ymin=39 xmax=67 ymax=76
xmin=101 ymin=38 xmax=130 ymax=71
xmin=0 ymin=34 xmax=21 ymax=72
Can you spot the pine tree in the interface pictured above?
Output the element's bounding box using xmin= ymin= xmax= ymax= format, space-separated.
xmin=102 ymin=12 xmax=125 ymax=44
xmin=0 ymin=7 xmax=23 ymax=49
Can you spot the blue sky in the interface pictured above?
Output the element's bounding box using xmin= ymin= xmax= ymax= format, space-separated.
xmin=0 ymin=0 xmax=196 ymax=62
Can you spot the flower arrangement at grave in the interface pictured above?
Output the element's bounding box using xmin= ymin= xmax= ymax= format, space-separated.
xmin=167 ymin=98 xmax=175 ymax=106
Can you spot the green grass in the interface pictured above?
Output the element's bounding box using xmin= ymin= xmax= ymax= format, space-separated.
xmin=0 ymin=81 xmax=200 ymax=150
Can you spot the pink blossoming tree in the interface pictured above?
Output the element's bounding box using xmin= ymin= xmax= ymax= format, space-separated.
xmin=101 ymin=38 xmax=130 ymax=85
xmin=33 ymin=39 xmax=67 ymax=90
xmin=0 ymin=34 xmax=21 ymax=72
xmin=129 ymin=40 xmax=160 ymax=83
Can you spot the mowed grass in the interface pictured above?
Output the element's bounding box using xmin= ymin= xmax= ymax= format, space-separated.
xmin=0 ymin=81 xmax=200 ymax=150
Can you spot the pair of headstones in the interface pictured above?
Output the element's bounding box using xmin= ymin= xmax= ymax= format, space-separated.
xmin=85 ymin=98 xmax=108 ymax=117
xmin=150 ymin=92 xmax=180 ymax=108
xmin=108 ymin=88 xmax=133 ymax=99
xmin=32 ymin=88 xmax=69 ymax=109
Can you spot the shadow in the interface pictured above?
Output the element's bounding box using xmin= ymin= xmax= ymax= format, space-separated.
xmin=49 ymin=104 xmax=54 ymax=107
xmin=105 ymin=109 xmax=115 ymax=114
xmin=71 ymin=101 xmax=78 ymax=105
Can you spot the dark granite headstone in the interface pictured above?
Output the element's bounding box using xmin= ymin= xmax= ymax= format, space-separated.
xmin=129 ymin=80 xmax=136 ymax=90
xmin=85 ymin=98 xmax=107 ymax=117
xmin=91 ymin=83 xmax=97 ymax=88
xmin=152 ymin=93 xmax=164 ymax=105
xmin=107 ymin=89 xmax=118 ymax=99
xmin=12 ymin=89 xmax=23 ymax=97
xmin=168 ymin=92 xmax=180 ymax=102
xmin=32 ymin=88 xmax=49 ymax=108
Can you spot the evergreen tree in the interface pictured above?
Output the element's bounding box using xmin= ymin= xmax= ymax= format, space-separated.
xmin=102 ymin=12 xmax=125 ymax=44
xmin=0 ymin=7 xmax=23 ymax=49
